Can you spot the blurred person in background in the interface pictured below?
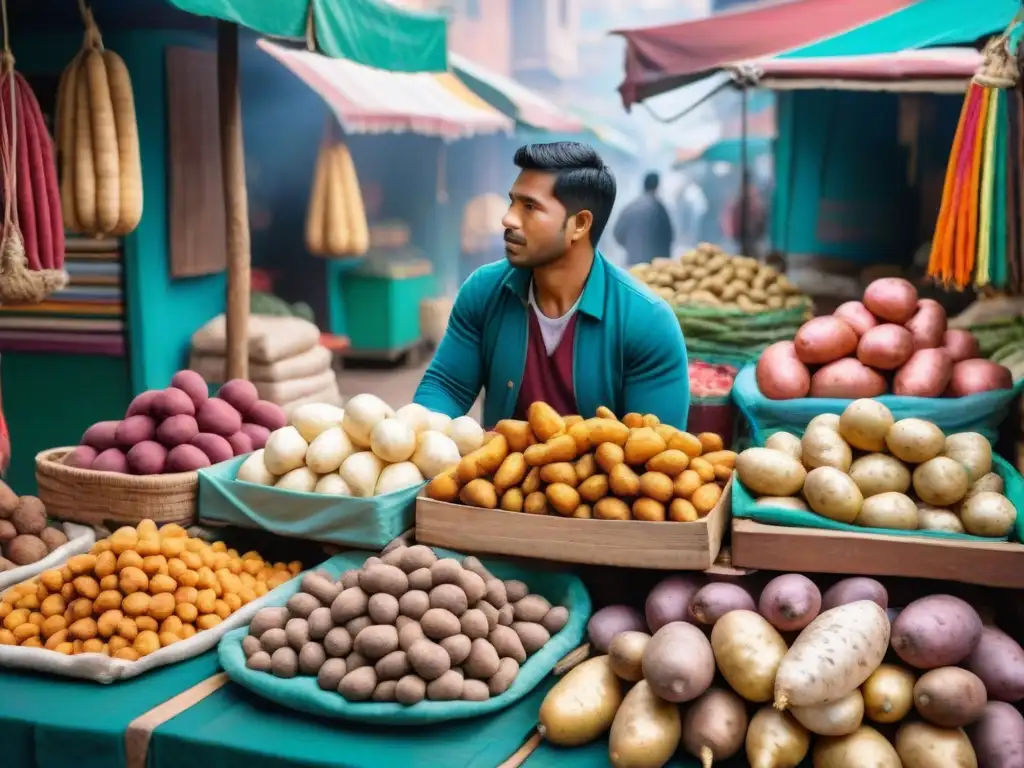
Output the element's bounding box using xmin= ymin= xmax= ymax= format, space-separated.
xmin=723 ymin=179 xmax=767 ymax=257
xmin=613 ymin=171 xmax=674 ymax=265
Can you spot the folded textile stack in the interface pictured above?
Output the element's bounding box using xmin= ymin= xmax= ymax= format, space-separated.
xmin=190 ymin=315 xmax=342 ymax=413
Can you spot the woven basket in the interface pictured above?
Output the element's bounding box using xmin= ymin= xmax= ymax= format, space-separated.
xmin=35 ymin=447 xmax=198 ymax=527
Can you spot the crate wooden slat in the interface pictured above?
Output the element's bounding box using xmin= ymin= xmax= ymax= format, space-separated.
xmin=731 ymin=518 xmax=1024 ymax=588
xmin=415 ymin=479 xmax=730 ymax=570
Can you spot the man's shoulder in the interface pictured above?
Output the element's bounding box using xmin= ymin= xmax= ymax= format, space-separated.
xmin=602 ymin=259 xmax=679 ymax=329
xmin=458 ymin=260 xmax=515 ymax=302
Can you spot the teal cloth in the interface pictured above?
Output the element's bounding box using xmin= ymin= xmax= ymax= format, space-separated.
xmin=198 ymin=456 xmax=419 ymax=549
xmin=164 ymin=0 xmax=447 ymax=72
xmin=150 ymin=676 xmax=557 ymax=768
xmin=732 ymin=364 xmax=1024 ymax=446
xmin=0 ymin=652 xmax=219 ymax=768
xmin=413 ymin=251 xmax=691 ymax=429
xmin=734 ymin=454 xmax=1024 ymax=543
xmin=219 ymin=549 xmax=591 ymax=724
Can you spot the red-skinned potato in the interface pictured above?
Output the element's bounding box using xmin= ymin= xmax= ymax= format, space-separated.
xmin=156 ymin=414 xmax=199 ymax=447
xmin=246 ymin=401 xmax=288 ymax=431
xmin=947 ymin=359 xmax=1013 ymax=397
xmin=166 ymin=444 xmax=212 ymax=473
xmin=857 ymin=324 xmax=914 ymax=370
xmin=196 ymin=398 xmax=243 ymax=437
xmin=153 ymin=387 xmax=196 ymax=419
xmin=863 ymin=277 xmax=918 ymax=323
xmin=81 ymin=421 xmax=121 ymax=451
xmin=170 ymin=370 xmax=209 ymax=409
xmin=191 ymin=433 xmax=234 ymax=464
xmin=794 ymin=316 xmax=858 ymax=365
xmin=832 ymin=301 xmax=877 ymax=336
xmin=64 ymin=445 xmax=97 ymax=469
xmin=241 ymin=423 xmax=271 ymax=450
xmin=92 ymin=447 xmax=129 ymax=473
xmin=809 ymin=358 xmax=887 ymax=398
xmin=968 ymin=701 xmax=1024 ymax=767
xmin=226 ymin=431 xmax=254 ymax=456
xmin=756 ymin=341 xmax=811 ymax=400
xmin=893 ymin=349 xmax=953 ymax=397
xmin=127 ymin=441 xmax=169 ymax=475
xmin=905 ymin=299 xmax=947 ymax=350
xmin=218 ymin=379 xmax=259 ymax=414
xmin=941 ymin=330 xmax=980 ymax=363
xmin=115 ymin=415 xmax=157 ymax=447
xmin=125 ymin=389 xmax=161 ymax=418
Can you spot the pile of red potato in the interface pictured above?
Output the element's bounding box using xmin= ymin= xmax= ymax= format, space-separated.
xmin=756 ymin=277 xmax=1013 ymax=400
xmin=65 ymin=370 xmax=287 ymax=475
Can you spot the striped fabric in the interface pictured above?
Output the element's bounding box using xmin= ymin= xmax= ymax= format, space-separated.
xmin=257 ymin=39 xmax=512 ymax=139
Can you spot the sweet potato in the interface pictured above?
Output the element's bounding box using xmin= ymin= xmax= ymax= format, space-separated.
xmin=794 ymin=316 xmax=858 ymax=365
xmin=890 ymin=594 xmax=982 ymax=669
xmin=863 ymin=277 xmax=918 ymax=323
xmin=809 ymin=358 xmax=887 ymax=398
xmin=856 ymin=324 xmax=913 ymax=370
xmin=755 ymin=341 xmax=810 ymax=400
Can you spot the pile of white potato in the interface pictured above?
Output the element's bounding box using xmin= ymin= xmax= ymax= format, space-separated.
xmin=236 ymin=395 xmax=483 ymax=497
xmin=735 ymin=399 xmax=1019 ymax=537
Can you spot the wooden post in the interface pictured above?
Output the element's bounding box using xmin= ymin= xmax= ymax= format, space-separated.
xmin=217 ymin=20 xmax=251 ymax=380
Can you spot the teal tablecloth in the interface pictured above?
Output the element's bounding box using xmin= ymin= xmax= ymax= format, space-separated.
xmin=0 ymin=652 xmax=219 ymax=768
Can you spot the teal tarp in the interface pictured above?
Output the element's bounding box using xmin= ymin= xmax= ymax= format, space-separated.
xmin=166 ymin=0 xmax=447 ymax=72
xmin=779 ymin=0 xmax=1019 ymax=59
xmin=691 ymin=137 xmax=774 ymax=165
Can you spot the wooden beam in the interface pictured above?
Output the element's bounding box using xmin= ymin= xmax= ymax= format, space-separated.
xmin=217 ymin=20 xmax=251 ymax=381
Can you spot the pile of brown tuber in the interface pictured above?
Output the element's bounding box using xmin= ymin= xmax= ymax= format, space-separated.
xmin=243 ymin=545 xmax=569 ymax=704
xmin=0 ymin=482 xmax=69 ymax=570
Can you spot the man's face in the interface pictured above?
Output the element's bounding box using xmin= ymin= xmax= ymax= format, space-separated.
xmin=502 ymin=170 xmax=573 ymax=269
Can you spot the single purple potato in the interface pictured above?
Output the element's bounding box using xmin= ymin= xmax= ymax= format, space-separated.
xmin=191 ymin=433 xmax=234 ymax=464
xmin=81 ymin=420 xmax=121 ymax=451
xmin=64 ymin=445 xmax=97 ymax=469
xmin=646 ymin=574 xmax=704 ymax=632
xmin=91 ymin=447 xmax=129 ymax=473
xmin=689 ymin=583 xmax=756 ymax=626
xmin=196 ymin=398 xmax=243 ymax=437
xmin=171 ymin=369 xmax=210 ymax=409
xmin=891 ymin=594 xmax=982 ymax=669
xmin=153 ymin=387 xmax=196 ymax=419
xmin=241 ymin=423 xmax=271 ymax=450
xmin=156 ymin=414 xmax=200 ymax=447
xmin=226 ymin=431 xmax=254 ymax=456
xmin=821 ymin=577 xmax=888 ymax=611
xmin=587 ymin=605 xmax=648 ymax=653
xmin=125 ymin=389 xmax=161 ymax=418
xmin=758 ymin=574 xmax=821 ymax=632
xmin=246 ymin=400 xmax=288 ymax=431
xmin=127 ymin=441 xmax=169 ymax=475
xmin=166 ymin=444 xmax=212 ymax=473
xmin=218 ymin=379 xmax=260 ymax=415
xmin=115 ymin=415 xmax=157 ymax=447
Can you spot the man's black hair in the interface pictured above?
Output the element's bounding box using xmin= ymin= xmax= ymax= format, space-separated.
xmin=513 ymin=141 xmax=616 ymax=245
xmin=643 ymin=172 xmax=659 ymax=192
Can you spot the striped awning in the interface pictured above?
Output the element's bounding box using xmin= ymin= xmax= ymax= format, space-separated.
xmin=257 ymin=39 xmax=512 ymax=140
xmin=752 ymin=48 xmax=982 ymax=93
xmin=449 ymin=52 xmax=585 ymax=132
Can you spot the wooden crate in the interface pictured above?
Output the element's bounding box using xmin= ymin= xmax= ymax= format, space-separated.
xmin=415 ymin=479 xmax=730 ymax=570
xmin=731 ymin=518 xmax=1024 ymax=589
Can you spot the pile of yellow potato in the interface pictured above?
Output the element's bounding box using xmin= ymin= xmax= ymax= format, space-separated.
xmin=629 ymin=243 xmax=807 ymax=313
xmin=0 ymin=520 xmax=300 ymax=660
xmin=425 ymin=403 xmax=734 ymax=523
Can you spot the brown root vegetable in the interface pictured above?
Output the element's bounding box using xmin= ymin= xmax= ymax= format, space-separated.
xmin=791 ymin=689 xmax=864 ymax=736
xmin=913 ymin=666 xmax=987 ymax=727
xmin=863 ymin=277 xmax=918 ymax=323
xmin=745 ymin=707 xmax=810 ymax=768
xmin=942 ymin=330 xmax=980 ymax=363
xmin=645 ymin=574 xmax=703 ymax=633
xmin=587 ymin=605 xmax=647 ymax=653
xmin=895 ymin=721 xmax=978 ymax=768
xmin=608 ymin=631 xmax=650 ymax=683
xmin=838 ymin=398 xmax=894 ymax=452
xmin=608 ymin=680 xmax=681 ymax=768
xmin=688 ymin=582 xmax=755 ymax=626
xmin=965 ymin=625 xmax=1024 ymax=702
xmin=847 ymin=454 xmax=911 ymax=497
xmin=912 ymin=457 xmax=969 ymax=508
xmin=682 ymin=687 xmax=748 ymax=766
xmin=891 ymin=594 xmax=982 ymax=669
xmin=885 ymin=418 xmax=946 ymax=464
xmin=801 ymin=427 xmax=853 ymax=472
xmin=794 ymin=316 xmax=858 ymax=365
xmin=642 ymin=622 xmax=715 ymax=703
xmin=809 ymin=358 xmax=887 ymax=398
xmin=755 ymin=341 xmax=811 ymax=400
xmin=893 ymin=349 xmax=954 ymax=397
xmin=832 ymin=301 xmax=877 ymax=336
xmin=758 ymin=574 xmax=821 ymax=632
xmin=947 ymin=359 xmax=1013 ymax=397
xmin=857 ymin=324 xmax=914 ymax=370
xmin=905 ymin=299 xmax=947 ymax=351
xmin=862 ymin=663 xmax=915 ymax=723
xmin=711 ymin=610 xmax=787 ymax=703
xmin=968 ymin=702 xmax=1024 ymax=768
xmin=538 ymin=656 xmax=623 ymax=747
xmin=814 ymin=725 xmax=900 ymax=768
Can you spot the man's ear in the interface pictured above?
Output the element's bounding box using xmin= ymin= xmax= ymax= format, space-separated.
xmin=570 ymin=210 xmax=593 ymax=244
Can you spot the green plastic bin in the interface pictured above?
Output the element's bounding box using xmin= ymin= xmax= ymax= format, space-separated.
xmin=340 ymin=272 xmax=435 ymax=353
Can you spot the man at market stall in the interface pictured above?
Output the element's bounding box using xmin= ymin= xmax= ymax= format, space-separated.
xmin=414 ymin=141 xmax=690 ymax=428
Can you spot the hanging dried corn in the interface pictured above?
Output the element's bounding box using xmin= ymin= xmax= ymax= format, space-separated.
xmin=928 ymin=16 xmax=1022 ymax=291
xmin=0 ymin=0 xmax=68 ymax=304
xmin=304 ymin=120 xmax=369 ymax=257
xmin=56 ymin=1 xmax=142 ymax=238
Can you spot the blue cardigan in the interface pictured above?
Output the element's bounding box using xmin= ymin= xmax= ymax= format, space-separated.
xmin=413 ymin=251 xmax=690 ymax=428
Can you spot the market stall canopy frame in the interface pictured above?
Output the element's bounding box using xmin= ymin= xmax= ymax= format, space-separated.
xmin=166 ymin=0 xmax=447 ymax=71
xmin=613 ymin=0 xmax=918 ymax=107
xmin=258 ymin=40 xmax=512 ymax=140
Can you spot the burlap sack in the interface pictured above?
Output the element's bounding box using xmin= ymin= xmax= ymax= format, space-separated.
xmin=281 ymin=383 xmax=345 ymax=417
xmin=191 ymin=315 xmax=321 ymax=364
xmin=254 ymin=368 xmax=337 ymax=405
xmin=189 ymin=344 xmax=332 ymax=384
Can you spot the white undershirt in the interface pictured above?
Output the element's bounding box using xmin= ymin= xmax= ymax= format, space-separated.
xmin=529 ymin=281 xmax=580 ymax=356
